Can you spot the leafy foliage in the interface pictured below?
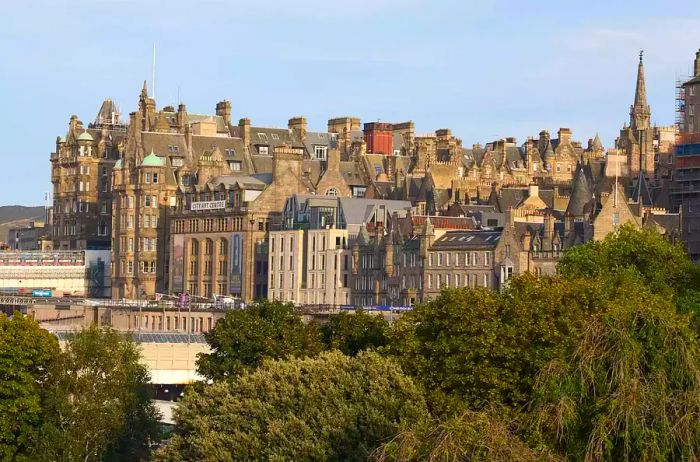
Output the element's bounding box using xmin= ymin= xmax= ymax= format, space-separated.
xmin=197 ymin=299 xmax=323 ymax=380
xmin=30 ymin=327 xmax=160 ymax=462
xmin=320 ymin=309 xmax=389 ymax=356
xmin=155 ymin=351 xmax=428 ymax=462
xmin=372 ymin=408 xmax=560 ymax=462
xmin=530 ymin=279 xmax=700 ymax=461
xmin=558 ymin=223 xmax=700 ymax=296
xmin=387 ymin=275 xmax=605 ymax=412
xmin=0 ymin=313 xmax=59 ymax=462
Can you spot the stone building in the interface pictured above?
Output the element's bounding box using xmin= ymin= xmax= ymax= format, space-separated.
xmin=51 ymin=99 xmax=126 ymax=250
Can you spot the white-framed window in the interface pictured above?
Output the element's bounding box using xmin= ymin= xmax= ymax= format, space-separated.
xmin=258 ymin=145 xmax=269 ymax=155
xmin=229 ymin=161 xmax=241 ymax=171
xmin=314 ymin=145 xmax=328 ymax=160
xmin=326 ymin=188 xmax=338 ymax=196
xmin=145 ymin=173 xmax=151 ymax=184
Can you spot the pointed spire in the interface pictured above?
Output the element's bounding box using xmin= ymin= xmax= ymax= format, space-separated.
xmin=630 ymin=50 xmax=651 ymax=130
xmin=141 ymin=80 xmax=148 ymax=97
xmin=634 ymin=50 xmax=647 ymax=108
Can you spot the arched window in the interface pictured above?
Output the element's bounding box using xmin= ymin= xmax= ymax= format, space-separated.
xmin=326 ymin=188 xmax=338 ymax=196
xmin=190 ymin=239 xmax=199 ymax=256
xmin=205 ymin=239 xmax=214 ymax=255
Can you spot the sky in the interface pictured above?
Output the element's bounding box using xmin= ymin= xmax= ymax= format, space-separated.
xmin=1 ymin=0 xmax=700 ymax=206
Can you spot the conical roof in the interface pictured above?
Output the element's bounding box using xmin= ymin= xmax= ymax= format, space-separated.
xmin=544 ymin=141 xmax=555 ymax=158
xmin=592 ymin=133 xmax=603 ymax=151
xmin=566 ymin=165 xmax=594 ymax=217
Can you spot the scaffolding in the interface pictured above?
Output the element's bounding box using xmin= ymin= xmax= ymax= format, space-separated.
xmin=676 ymin=76 xmax=688 ymax=136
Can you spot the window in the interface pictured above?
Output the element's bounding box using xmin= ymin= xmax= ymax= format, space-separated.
xmin=613 ymin=212 xmax=620 ymax=226
xmin=145 ymin=173 xmax=151 ymax=184
xmin=314 ymin=145 xmax=328 ymax=160
xmin=127 ymin=260 xmax=133 ymax=274
xmin=229 ymin=161 xmax=241 ymax=171
xmin=258 ymin=146 xmax=269 ymax=155
xmin=153 ymin=173 xmax=158 ymax=184
xmin=428 ymin=274 xmax=433 ymax=289
xmin=484 ymin=252 xmax=491 ymax=266
xmin=326 ymin=188 xmax=338 ymax=196
xmin=145 ymin=196 xmax=152 ymax=207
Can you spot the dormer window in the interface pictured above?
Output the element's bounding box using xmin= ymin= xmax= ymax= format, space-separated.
xmin=258 ymin=146 xmax=269 ymax=156
xmin=257 ymin=133 xmax=268 ymax=141
xmin=271 ymin=133 xmax=279 ymax=140
xmin=314 ymin=145 xmax=328 ymax=160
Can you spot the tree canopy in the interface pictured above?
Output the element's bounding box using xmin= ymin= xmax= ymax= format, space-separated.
xmin=530 ymin=277 xmax=700 ymax=461
xmin=558 ymin=223 xmax=700 ymax=296
xmin=320 ymin=309 xmax=389 ymax=356
xmin=387 ymin=274 xmax=605 ymax=412
xmin=0 ymin=313 xmax=59 ymax=462
xmin=372 ymin=409 xmax=560 ymax=462
xmin=156 ymin=351 xmax=428 ymax=462
xmin=30 ymin=327 xmax=160 ymax=462
xmin=197 ymin=300 xmax=323 ymax=380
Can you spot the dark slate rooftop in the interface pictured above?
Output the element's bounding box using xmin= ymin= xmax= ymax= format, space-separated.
xmin=430 ymin=230 xmax=502 ymax=249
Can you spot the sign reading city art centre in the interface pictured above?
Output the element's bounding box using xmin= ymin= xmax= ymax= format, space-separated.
xmin=190 ymin=200 xmax=226 ymax=211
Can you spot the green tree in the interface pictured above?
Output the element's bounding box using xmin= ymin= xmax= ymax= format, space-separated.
xmin=31 ymin=327 xmax=160 ymax=462
xmin=558 ymin=224 xmax=700 ymax=296
xmin=0 ymin=313 xmax=59 ymax=462
xmin=372 ymin=409 xmax=560 ymax=462
xmin=155 ymin=351 xmax=429 ymax=462
xmin=530 ymin=278 xmax=700 ymax=461
xmin=320 ymin=309 xmax=389 ymax=356
xmin=197 ymin=299 xmax=323 ymax=380
xmin=387 ymin=275 xmax=605 ymax=412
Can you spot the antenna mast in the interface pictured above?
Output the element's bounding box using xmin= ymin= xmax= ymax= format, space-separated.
xmin=152 ymin=43 xmax=156 ymax=101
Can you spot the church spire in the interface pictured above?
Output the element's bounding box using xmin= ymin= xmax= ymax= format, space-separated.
xmin=630 ymin=50 xmax=651 ymax=130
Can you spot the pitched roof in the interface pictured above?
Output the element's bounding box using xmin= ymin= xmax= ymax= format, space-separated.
xmin=430 ymin=230 xmax=502 ymax=249
xmin=630 ymin=172 xmax=654 ymax=206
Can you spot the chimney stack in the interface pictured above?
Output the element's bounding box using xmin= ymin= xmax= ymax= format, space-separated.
xmin=695 ymin=49 xmax=700 ymax=77
xmin=216 ymin=100 xmax=232 ymax=126
xmin=288 ymin=116 xmax=307 ymax=144
xmin=239 ymin=118 xmax=250 ymax=145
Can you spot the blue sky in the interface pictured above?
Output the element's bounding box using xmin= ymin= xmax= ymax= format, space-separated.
xmin=1 ymin=0 xmax=700 ymax=206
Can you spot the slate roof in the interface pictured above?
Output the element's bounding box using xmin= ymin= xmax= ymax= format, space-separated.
xmin=430 ymin=230 xmax=502 ymax=249
xmin=338 ymin=198 xmax=412 ymax=226
xmin=340 ymin=161 xmax=367 ymax=186
xmin=630 ymin=172 xmax=654 ymax=206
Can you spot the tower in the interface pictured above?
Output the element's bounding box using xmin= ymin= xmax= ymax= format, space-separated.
xmin=618 ymin=51 xmax=655 ymax=180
